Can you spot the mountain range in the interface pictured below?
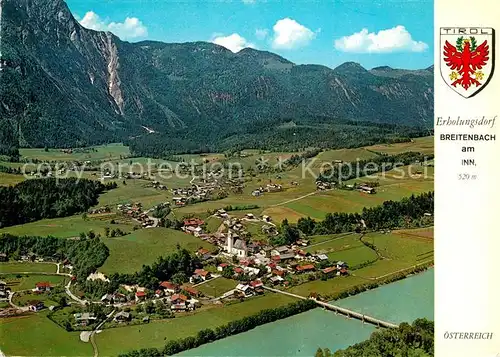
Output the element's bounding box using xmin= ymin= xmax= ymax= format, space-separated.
xmin=0 ymin=0 xmax=433 ymax=153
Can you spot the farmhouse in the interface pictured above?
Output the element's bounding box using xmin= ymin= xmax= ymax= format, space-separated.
xmin=74 ymin=312 xmax=97 ymax=326
xmin=114 ymin=311 xmax=131 ymax=322
xmin=358 ymin=185 xmax=376 ymax=194
xmin=235 ymin=284 xmax=253 ymax=297
xmin=170 ymin=294 xmax=188 ymax=311
xmin=28 ymin=300 xmax=45 ymax=312
xmin=159 ymin=281 xmax=179 ymax=294
xmin=316 ymin=254 xmax=329 ymax=261
xmin=35 ymin=282 xmax=51 ymax=292
xmin=269 ymin=276 xmax=284 ymax=285
xmin=296 ymin=264 xmax=315 ymax=273
xmin=135 ymin=291 xmax=147 ymax=302
xmin=183 ymin=218 xmax=205 ymax=227
xmin=191 ymin=269 xmax=211 ymax=283
xmin=181 ymin=286 xmax=200 ymax=297
xmin=217 ymin=263 xmax=229 ymax=272
xmin=322 ymin=267 xmax=337 ymax=277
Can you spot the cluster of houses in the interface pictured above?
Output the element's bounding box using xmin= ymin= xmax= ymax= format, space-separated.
xmin=342 ymin=183 xmax=377 ymax=194
xmin=139 ymin=281 xmax=201 ymax=312
xmin=117 ymin=202 xmax=155 ymax=227
xmin=251 ymin=184 xmax=283 ymax=197
xmin=171 ymin=184 xmax=215 ymax=206
xmin=215 ymin=240 xmax=349 ymax=287
xmin=88 ymin=206 xmax=111 ymax=215
xmin=182 ymin=218 xmax=205 ymax=237
xmin=234 ymin=280 xmax=264 ymax=297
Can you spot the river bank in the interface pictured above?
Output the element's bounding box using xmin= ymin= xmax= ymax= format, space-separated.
xmin=177 ymin=269 xmax=434 ymax=356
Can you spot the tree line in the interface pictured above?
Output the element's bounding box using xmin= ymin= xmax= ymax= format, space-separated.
xmin=318 ymin=151 xmax=434 ymax=184
xmin=317 ymin=318 xmax=434 ymax=357
xmin=294 ymin=191 xmax=434 ymax=236
xmin=117 ymin=299 xmax=317 ymax=357
xmin=0 ymin=178 xmax=116 ymax=228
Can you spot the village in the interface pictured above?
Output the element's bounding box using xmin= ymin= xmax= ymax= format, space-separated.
xmin=0 ymin=206 xmax=350 ymax=332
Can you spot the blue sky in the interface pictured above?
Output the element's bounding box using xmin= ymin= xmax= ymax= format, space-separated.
xmin=66 ymin=0 xmax=433 ymax=70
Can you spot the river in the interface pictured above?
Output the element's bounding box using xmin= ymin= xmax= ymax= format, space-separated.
xmin=178 ymin=269 xmax=434 ymax=356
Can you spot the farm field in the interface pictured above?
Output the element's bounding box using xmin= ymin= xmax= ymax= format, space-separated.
xmin=0 ymin=313 xmax=92 ymax=356
xmin=363 ymin=231 xmax=434 ymax=265
xmin=101 ymin=228 xmax=215 ymax=274
xmin=306 ymin=234 xmax=378 ymax=268
xmin=19 ymin=143 xmax=130 ymax=162
xmin=95 ymin=293 xmax=296 ymax=356
xmin=0 ymin=172 xmax=26 ymax=186
xmin=0 ymin=274 xmax=67 ymax=292
xmin=195 ymin=277 xmax=237 ymax=297
xmin=0 ymin=262 xmax=57 ymax=274
xmin=0 ymin=215 xmax=133 ymax=238
xmin=259 ymin=166 xmax=433 ymax=222
xmin=96 ymin=180 xmax=170 ymax=209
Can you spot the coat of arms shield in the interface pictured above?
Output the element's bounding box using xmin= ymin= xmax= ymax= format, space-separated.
xmin=440 ymin=27 xmax=495 ymax=98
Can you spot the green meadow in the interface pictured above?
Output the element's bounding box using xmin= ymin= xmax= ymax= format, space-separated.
xmin=1 ymin=274 xmax=68 ymax=292
xmin=0 ymin=215 xmax=133 ymax=238
xmin=0 ymin=262 xmax=57 ymax=274
xmin=195 ymin=277 xmax=238 ymax=297
xmin=0 ymin=313 xmax=92 ymax=356
xmin=95 ymin=294 xmax=296 ymax=356
xmin=19 ymin=143 xmax=130 ymax=162
xmin=101 ymin=228 xmax=215 ymax=274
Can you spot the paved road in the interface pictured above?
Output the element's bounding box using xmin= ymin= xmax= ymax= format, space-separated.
xmin=8 ymin=291 xmax=29 ymax=311
xmin=90 ymin=310 xmax=116 ymax=357
xmin=65 ymin=280 xmax=87 ymax=305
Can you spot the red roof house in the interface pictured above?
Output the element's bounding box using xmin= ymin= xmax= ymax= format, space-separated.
xmin=183 ymin=218 xmax=205 ymax=227
xmin=160 ymin=281 xmax=179 ymax=292
xmin=296 ymin=264 xmax=315 ymax=272
xmin=35 ymin=282 xmax=51 ymax=291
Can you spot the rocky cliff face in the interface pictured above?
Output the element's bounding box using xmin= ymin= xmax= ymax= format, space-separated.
xmin=0 ymin=0 xmax=433 ymax=148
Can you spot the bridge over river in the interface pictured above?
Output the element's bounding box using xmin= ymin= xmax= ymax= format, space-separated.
xmin=263 ymin=286 xmax=398 ymax=329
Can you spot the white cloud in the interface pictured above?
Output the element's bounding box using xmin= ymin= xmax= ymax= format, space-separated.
xmin=271 ymin=18 xmax=316 ymax=50
xmin=211 ymin=33 xmax=256 ymax=53
xmin=79 ymin=11 xmax=148 ymax=40
xmin=255 ymin=28 xmax=269 ymax=40
xmin=334 ymin=25 xmax=428 ymax=53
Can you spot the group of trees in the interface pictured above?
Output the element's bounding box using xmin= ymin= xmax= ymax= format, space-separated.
xmin=118 ymin=299 xmax=317 ymax=357
xmin=294 ymin=192 xmax=434 ymax=236
xmin=0 ymin=165 xmax=21 ymax=174
xmin=325 ymin=318 xmax=434 ymax=357
xmin=318 ymin=151 xmax=434 ymax=184
xmin=0 ymin=232 xmax=109 ymax=282
xmin=0 ymin=178 xmax=116 ymax=228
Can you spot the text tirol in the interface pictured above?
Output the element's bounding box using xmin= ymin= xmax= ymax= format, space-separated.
xmin=440 ymin=27 xmax=493 ymax=35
